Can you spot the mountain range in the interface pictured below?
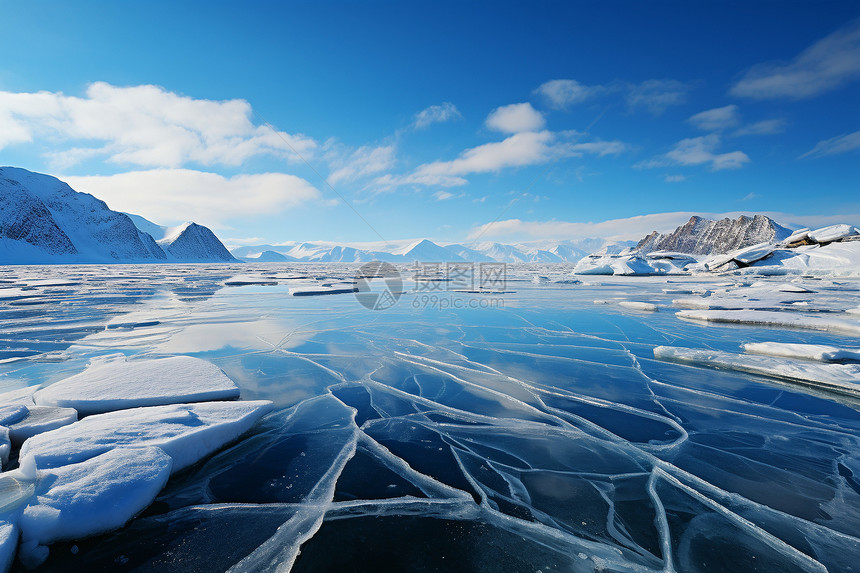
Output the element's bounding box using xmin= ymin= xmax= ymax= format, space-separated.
xmin=0 ymin=167 xmax=235 ymax=264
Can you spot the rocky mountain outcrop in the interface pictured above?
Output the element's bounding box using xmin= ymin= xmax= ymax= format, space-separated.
xmin=635 ymin=215 xmax=791 ymax=255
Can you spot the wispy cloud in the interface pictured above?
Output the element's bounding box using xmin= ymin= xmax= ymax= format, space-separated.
xmin=326 ymin=144 xmax=396 ymax=184
xmin=534 ymin=79 xmax=605 ymax=109
xmin=687 ymin=105 xmax=740 ymax=131
xmin=625 ymin=79 xmax=690 ymax=115
xmin=485 ymin=103 xmax=545 ymax=133
xmin=433 ymin=190 xmax=455 ymax=201
xmin=0 ymin=82 xmax=316 ymax=169
xmin=636 ymin=134 xmax=750 ymax=171
xmin=799 ymin=130 xmax=860 ymax=158
xmin=739 ymin=192 xmax=759 ymax=202
xmin=730 ymin=20 xmax=860 ymax=100
xmin=732 ymin=119 xmax=787 ymax=137
xmin=375 ymin=130 xmax=625 ymax=190
xmin=62 ymin=169 xmax=321 ymax=228
xmin=664 ymin=174 xmax=686 ymax=183
xmin=412 ymin=102 xmax=462 ymax=129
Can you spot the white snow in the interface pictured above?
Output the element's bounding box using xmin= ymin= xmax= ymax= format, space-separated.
xmin=654 ymin=345 xmax=860 ymax=397
xmin=19 ymin=400 xmax=273 ymax=472
xmin=19 ymin=447 xmax=172 ymax=547
xmin=33 ymin=356 xmax=241 ymax=415
xmin=784 ymin=228 xmax=810 ymax=244
xmin=743 ymin=342 xmax=860 ymax=362
xmin=676 ymin=309 xmax=860 ymax=336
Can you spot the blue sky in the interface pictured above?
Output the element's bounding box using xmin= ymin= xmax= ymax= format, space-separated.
xmin=1 ymin=1 xmax=859 ymax=246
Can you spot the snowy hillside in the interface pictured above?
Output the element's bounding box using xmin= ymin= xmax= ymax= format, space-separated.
xmin=1 ymin=167 xmax=165 ymax=264
xmin=0 ymin=167 xmax=235 ymax=264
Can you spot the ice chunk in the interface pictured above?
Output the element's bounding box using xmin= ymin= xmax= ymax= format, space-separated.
xmin=0 ymin=404 xmax=28 ymax=426
xmin=33 ymin=355 xmax=241 ymax=415
xmin=618 ymin=301 xmax=658 ymax=312
xmin=7 ymin=406 xmax=77 ymax=446
xmin=654 ymin=346 xmax=860 ymax=397
xmin=676 ymin=309 xmax=860 ymax=336
xmin=743 ymin=342 xmax=860 ymax=362
xmin=19 ymin=447 xmax=172 ymax=547
xmin=0 ymin=386 xmax=36 ymax=407
xmin=19 ymin=400 xmax=274 ymax=472
xmin=808 ymin=224 xmax=859 ymax=244
xmin=0 ymin=521 xmax=18 ymax=573
xmin=784 ymin=228 xmax=810 ymax=245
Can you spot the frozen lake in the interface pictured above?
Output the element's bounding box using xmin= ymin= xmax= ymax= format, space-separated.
xmin=2 ymin=263 xmax=860 ymax=572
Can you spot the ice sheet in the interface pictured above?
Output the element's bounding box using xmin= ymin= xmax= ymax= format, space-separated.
xmin=33 ymin=355 xmax=241 ymax=414
xmin=676 ymin=309 xmax=860 ymax=336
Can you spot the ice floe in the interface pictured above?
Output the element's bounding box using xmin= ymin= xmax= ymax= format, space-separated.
xmin=676 ymin=309 xmax=860 ymax=336
xmin=0 ymin=521 xmax=17 ymax=573
xmin=19 ymin=400 xmax=273 ymax=472
xmin=19 ymin=447 xmax=172 ymax=550
xmin=6 ymin=406 xmax=77 ymax=446
xmin=33 ymin=355 xmax=241 ymax=415
xmin=743 ymin=342 xmax=860 ymax=362
xmin=654 ymin=346 xmax=860 ymax=397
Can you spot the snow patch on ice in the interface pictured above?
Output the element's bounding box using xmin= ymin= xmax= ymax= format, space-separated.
xmin=743 ymin=342 xmax=860 ymax=363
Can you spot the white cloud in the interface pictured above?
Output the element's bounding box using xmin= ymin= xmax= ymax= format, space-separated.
xmin=485 ymin=103 xmax=545 ymax=133
xmin=733 ymin=119 xmax=787 ymax=137
xmin=534 ymin=79 xmax=605 ymax=109
xmin=626 ymin=79 xmax=689 ymax=115
xmin=327 ymin=144 xmax=396 ymax=184
xmin=687 ymin=105 xmax=740 ymax=131
xmin=434 ymin=190 xmax=455 ymax=201
xmin=730 ymin=21 xmax=860 ymax=100
xmin=0 ymin=82 xmax=317 ymax=168
xmin=376 ymin=130 xmax=625 ymax=190
xmin=664 ymin=174 xmax=686 ymax=183
xmin=62 ymin=169 xmax=321 ymax=228
xmin=799 ymin=130 xmax=860 ymax=158
xmin=412 ymin=102 xmax=462 ymax=129
xmin=467 ymin=210 xmax=860 ymax=242
xmin=637 ymin=134 xmax=750 ymax=171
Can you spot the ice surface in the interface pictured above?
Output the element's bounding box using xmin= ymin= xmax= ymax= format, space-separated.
xmin=743 ymin=341 xmax=860 ymax=362
xmin=654 ymin=346 xmax=860 ymax=397
xmin=618 ymin=301 xmax=658 ymax=311
xmin=0 ymin=428 xmax=9 ymax=468
xmin=2 ymin=265 xmax=859 ymax=572
xmin=19 ymin=400 xmax=273 ymax=472
xmin=19 ymin=447 xmax=172 ymax=548
xmin=33 ymin=355 xmax=241 ymax=415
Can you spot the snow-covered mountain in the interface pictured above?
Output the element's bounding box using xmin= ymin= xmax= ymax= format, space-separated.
xmin=0 ymin=167 xmax=235 ymax=264
xmin=635 ymin=214 xmax=792 ymax=255
xmin=231 ymin=237 xmax=627 ymax=264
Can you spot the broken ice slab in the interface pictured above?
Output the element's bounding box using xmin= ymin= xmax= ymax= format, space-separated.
xmin=19 ymin=400 xmax=274 ymax=472
xmin=33 ymin=355 xmax=241 ymax=415
xmin=19 ymin=447 xmax=172 ymax=552
xmin=676 ymin=309 xmax=860 ymax=336
xmin=6 ymin=406 xmax=77 ymax=446
xmin=743 ymin=342 xmax=860 ymax=362
xmin=654 ymin=345 xmax=860 ymax=398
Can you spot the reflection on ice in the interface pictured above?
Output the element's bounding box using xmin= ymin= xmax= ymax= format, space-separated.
xmin=0 ymin=266 xmax=859 ymax=571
